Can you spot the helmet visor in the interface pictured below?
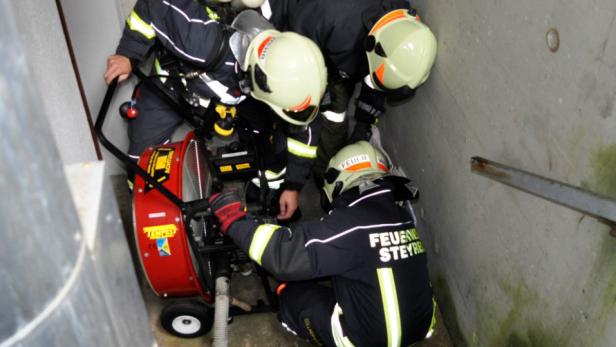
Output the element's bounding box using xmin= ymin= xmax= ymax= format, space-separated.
xmin=230 ymin=10 xmax=274 ymax=69
xmin=282 ymin=105 xmax=319 ymax=124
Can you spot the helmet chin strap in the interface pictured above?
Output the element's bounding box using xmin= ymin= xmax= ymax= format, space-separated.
xmin=237 ymin=68 xmax=253 ymax=94
xmin=331 ymin=182 xmax=344 ymax=201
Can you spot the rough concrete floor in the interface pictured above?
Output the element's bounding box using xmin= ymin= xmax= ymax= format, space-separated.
xmin=111 ymin=174 xmax=453 ymax=347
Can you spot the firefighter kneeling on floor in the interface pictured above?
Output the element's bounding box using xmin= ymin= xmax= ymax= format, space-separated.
xmin=209 ymin=141 xmax=436 ymax=346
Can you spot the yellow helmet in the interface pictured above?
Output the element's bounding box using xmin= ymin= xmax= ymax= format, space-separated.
xmin=366 ymin=9 xmax=437 ymax=91
xmin=244 ymin=30 xmax=327 ymax=126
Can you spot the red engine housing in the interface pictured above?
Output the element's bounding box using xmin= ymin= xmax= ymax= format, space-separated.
xmin=132 ymin=131 xmax=213 ymax=303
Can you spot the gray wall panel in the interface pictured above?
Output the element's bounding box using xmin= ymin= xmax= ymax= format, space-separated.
xmin=381 ymin=1 xmax=616 ymax=346
xmin=11 ymin=1 xmax=97 ymax=165
xmin=59 ymin=0 xmax=137 ymax=174
xmin=0 ymin=3 xmax=153 ymax=345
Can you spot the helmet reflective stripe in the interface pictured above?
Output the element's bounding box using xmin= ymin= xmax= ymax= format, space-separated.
xmin=127 ymin=10 xmax=155 ymax=39
xmin=257 ymin=35 xmax=274 ymax=60
xmin=282 ymin=105 xmax=319 ymax=125
xmin=288 ymin=95 xmax=311 ymax=111
xmin=366 ymin=10 xmax=437 ymax=90
xmin=244 ymin=30 xmax=327 ymax=125
xmin=369 ymin=9 xmax=408 ymax=35
xmin=345 ymin=161 xmax=372 ymax=171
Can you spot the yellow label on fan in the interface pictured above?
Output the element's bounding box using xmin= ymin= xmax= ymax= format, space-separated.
xmin=144 ymin=224 xmax=177 ymax=240
xmin=236 ymin=163 xmax=251 ymax=170
xmin=219 ymin=165 xmax=233 ymax=173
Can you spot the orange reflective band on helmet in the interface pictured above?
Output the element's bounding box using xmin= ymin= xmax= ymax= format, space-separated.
xmin=289 ymin=95 xmax=312 ymax=111
xmin=375 ymin=63 xmax=386 ymax=85
xmin=258 ymin=36 xmax=273 ymax=60
xmin=283 ymin=104 xmax=318 ymax=123
xmin=369 ymin=9 xmax=407 ymax=35
xmin=345 ymin=161 xmax=372 ymax=172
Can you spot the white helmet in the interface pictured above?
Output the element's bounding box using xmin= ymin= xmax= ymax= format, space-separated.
xmin=243 ymin=30 xmax=327 ymax=126
xmin=366 ymin=9 xmax=437 ymax=91
xmin=322 ymin=141 xmax=390 ymax=203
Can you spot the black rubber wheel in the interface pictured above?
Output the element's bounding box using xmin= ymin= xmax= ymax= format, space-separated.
xmin=160 ymin=301 xmax=214 ymax=338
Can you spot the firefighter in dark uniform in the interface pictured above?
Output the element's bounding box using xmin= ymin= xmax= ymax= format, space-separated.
xmin=250 ymin=0 xmax=438 ymax=184
xmin=104 ymin=1 xmax=327 ymax=220
xmin=230 ymin=12 xmax=327 ymax=219
xmin=104 ymin=0 xmax=243 ymax=166
xmin=209 ymin=141 xmax=437 ymax=346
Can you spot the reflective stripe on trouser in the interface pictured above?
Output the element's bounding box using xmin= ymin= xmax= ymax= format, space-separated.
xmin=426 ymin=298 xmax=437 ymax=338
xmin=127 ymin=10 xmax=155 ymax=39
xmin=287 ymin=138 xmax=317 ymax=159
xmin=377 ymin=268 xmax=401 ymax=347
xmin=330 ymin=303 xmax=355 ymax=347
xmin=248 ymin=224 xmax=280 ymax=265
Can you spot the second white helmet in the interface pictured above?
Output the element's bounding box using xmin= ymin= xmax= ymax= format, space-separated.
xmin=366 ymin=9 xmax=437 ymax=91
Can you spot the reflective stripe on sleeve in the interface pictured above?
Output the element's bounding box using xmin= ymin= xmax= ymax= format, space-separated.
xmin=198 ymin=73 xmax=245 ymax=105
xmin=287 ymin=138 xmax=317 ymax=158
xmin=248 ymin=224 xmax=280 ymax=265
xmin=126 ymin=10 xmax=155 ymax=39
xmin=377 ymin=268 xmax=401 ymax=347
xmin=322 ymin=110 xmax=346 ymax=123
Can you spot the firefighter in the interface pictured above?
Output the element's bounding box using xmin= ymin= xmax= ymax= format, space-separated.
xmin=231 ymin=11 xmax=327 ymax=219
xmin=104 ymin=0 xmax=243 ymax=169
xmin=104 ymin=1 xmax=327 ymax=220
xmin=209 ymin=141 xmax=436 ymax=346
xmin=251 ymin=0 xmax=437 ymax=185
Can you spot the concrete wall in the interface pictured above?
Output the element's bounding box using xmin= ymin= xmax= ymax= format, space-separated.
xmin=11 ymin=1 xmax=97 ymax=165
xmin=59 ymin=0 xmax=137 ymax=174
xmin=0 ymin=3 xmax=153 ymax=343
xmin=381 ymin=1 xmax=616 ymax=346
xmin=11 ymin=0 xmax=136 ymax=173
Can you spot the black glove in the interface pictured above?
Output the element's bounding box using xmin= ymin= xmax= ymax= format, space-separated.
xmin=209 ymin=191 xmax=246 ymax=234
xmin=350 ymin=80 xmax=387 ymax=142
xmin=354 ymin=80 xmax=386 ymax=124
